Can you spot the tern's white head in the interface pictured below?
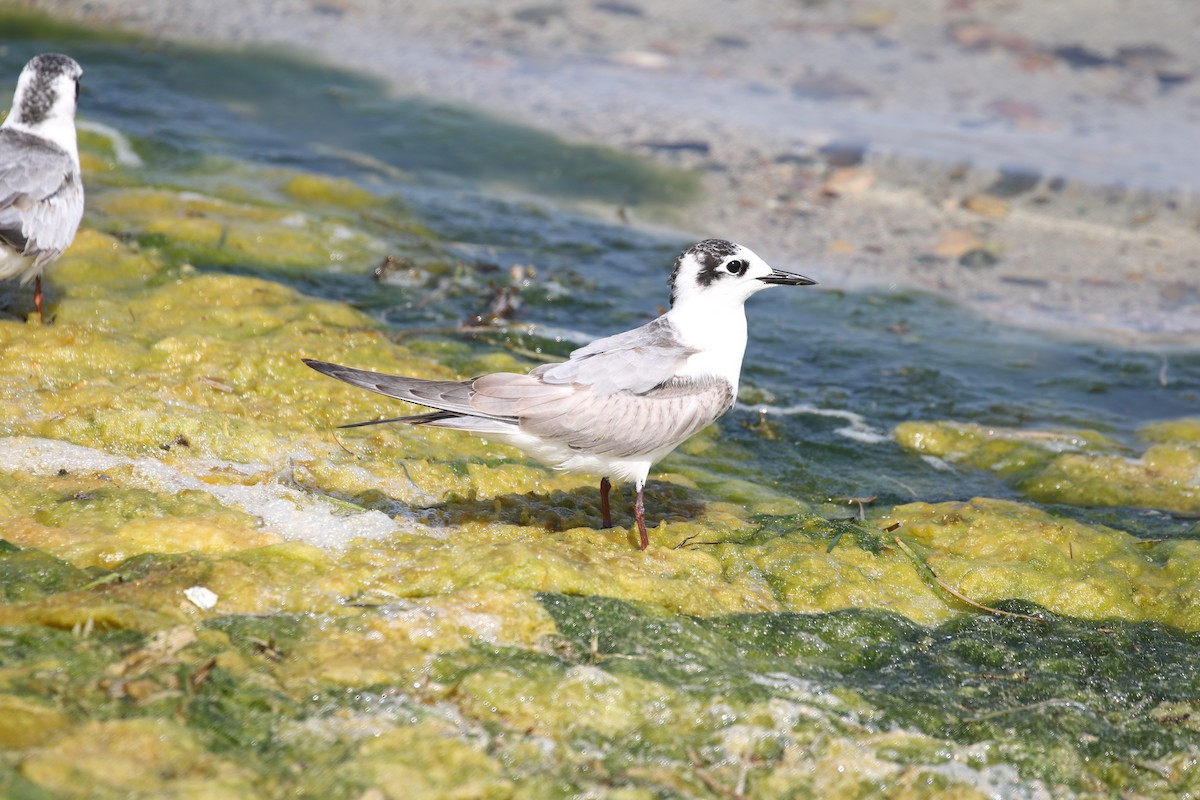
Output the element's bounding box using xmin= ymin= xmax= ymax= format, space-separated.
xmin=3 ymin=54 xmax=83 ymax=157
xmin=663 ymin=239 xmax=817 ymax=390
xmin=667 ymin=238 xmax=815 ymax=310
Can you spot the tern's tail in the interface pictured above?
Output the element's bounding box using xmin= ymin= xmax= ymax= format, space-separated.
xmin=303 ymin=358 xmax=475 ymax=411
xmin=303 ymin=358 xmax=515 ymax=434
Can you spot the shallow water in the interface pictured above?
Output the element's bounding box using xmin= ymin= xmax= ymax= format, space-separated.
xmin=2 ymin=13 xmax=1200 ymax=799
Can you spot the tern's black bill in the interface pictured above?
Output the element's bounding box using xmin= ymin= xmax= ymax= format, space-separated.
xmin=758 ymin=269 xmax=818 ymax=286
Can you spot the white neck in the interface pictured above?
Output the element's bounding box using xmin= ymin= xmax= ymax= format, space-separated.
xmin=666 ymin=296 xmax=749 ymax=393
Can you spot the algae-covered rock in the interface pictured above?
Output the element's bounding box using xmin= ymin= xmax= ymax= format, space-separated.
xmin=1142 ymin=417 xmax=1200 ymax=444
xmin=342 ymin=719 xmax=516 ymax=800
xmin=1023 ymin=441 xmax=1200 ymax=513
xmin=93 ymin=187 xmax=387 ymax=273
xmin=276 ymin=589 xmax=555 ymax=688
xmin=281 ymin=173 xmax=377 ymax=209
xmin=0 ymin=695 xmax=71 ymax=748
xmin=894 ymin=420 xmax=1122 ymax=479
xmin=882 ymin=497 xmax=1200 ymax=630
xmin=20 ymin=718 xmax=258 ymax=799
xmin=896 ymin=419 xmax=1200 ymax=514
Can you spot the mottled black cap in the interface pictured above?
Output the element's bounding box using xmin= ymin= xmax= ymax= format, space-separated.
xmin=12 ymin=53 xmax=82 ymax=126
xmin=668 ymin=238 xmax=740 ymax=306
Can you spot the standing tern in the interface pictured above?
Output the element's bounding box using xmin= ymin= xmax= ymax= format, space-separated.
xmin=0 ymin=54 xmax=84 ymax=323
xmin=305 ymin=239 xmax=816 ymax=549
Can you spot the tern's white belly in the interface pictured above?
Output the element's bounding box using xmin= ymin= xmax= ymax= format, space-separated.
xmin=498 ymin=430 xmax=676 ymax=485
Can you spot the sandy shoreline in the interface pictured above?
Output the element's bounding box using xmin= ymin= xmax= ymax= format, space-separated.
xmin=26 ymin=0 xmax=1200 ymax=344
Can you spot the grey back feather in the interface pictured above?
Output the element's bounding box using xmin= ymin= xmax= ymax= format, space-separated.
xmin=0 ymin=128 xmax=82 ymax=265
xmin=535 ymin=316 xmax=695 ymax=396
xmin=517 ymin=375 xmax=734 ymax=458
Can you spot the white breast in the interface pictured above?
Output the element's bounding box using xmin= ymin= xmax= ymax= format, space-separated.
xmin=666 ymin=300 xmax=749 ymax=393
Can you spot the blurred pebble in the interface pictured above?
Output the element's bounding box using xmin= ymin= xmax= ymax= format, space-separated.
xmin=610 ymin=50 xmax=672 ymax=69
xmin=986 ymin=169 xmax=1042 ymax=197
xmin=819 ymin=141 xmax=867 ymax=167
xmin=593 ymin=1 xmax=644 ymax=16
xmin=821 ymin=167 xmax=875 ymax=197
xmin=1053 ymin=44 xmax=1111 ymax=69
xmin=936 ymin=229 xmax=983 ymax=258
xmin=963 ymin=194 xmax=1011 ymax=218
xmin=959 ymin=248 xmax=1000 ymax=269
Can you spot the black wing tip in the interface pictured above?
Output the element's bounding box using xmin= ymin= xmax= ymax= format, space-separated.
xmin=338 ymin=410 xmax=459 ymax=429
xmin=303 ymin=358 xmax=347 ymax=378
xmin=337 ymin=415 xmax=404 ymax=429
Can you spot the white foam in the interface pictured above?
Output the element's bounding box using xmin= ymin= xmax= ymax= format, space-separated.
xmin=0 ymin=436 xmax=398 ymax=549
xmin=920 ymin=455 xmax=954 ymax=471
xmin=742 ymin=403 xmax=891 ymax=444
xmin=77 ymin=120 xmax=144 ymax=167
xmin=931 ymin=761 xmax=1052 ymax=800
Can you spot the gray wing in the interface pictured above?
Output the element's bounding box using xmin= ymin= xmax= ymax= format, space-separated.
xmin=0 ymin=129 xmax=83 ymax=265
xmin=515 ymin=375 xmax=735 ymax=458
xmin=306 ymin=357 xmax=734 ymax=457
xmin=534 ymin=315 xmax=696 ymax=396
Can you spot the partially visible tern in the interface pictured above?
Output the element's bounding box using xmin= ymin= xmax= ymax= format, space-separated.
xmin=0 ymin=53 xmax=84 ymax=323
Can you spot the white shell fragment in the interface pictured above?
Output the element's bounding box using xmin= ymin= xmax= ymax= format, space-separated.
xmin=184 ymin=585 xmax=219 ymax=610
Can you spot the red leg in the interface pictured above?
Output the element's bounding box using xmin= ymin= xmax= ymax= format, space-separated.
xmin=634 ymin=482 xmax=648 ymax=550
xmin=34 ymin=274 xmax=44 ymax=324
xmin=600 ymin=476 xmax=612 ymax=528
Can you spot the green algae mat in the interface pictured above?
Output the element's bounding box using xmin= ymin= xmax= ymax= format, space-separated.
xmin=1 ymin=9 xmax=1199 ymax=799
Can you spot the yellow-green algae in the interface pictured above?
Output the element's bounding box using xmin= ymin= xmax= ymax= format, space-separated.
xmin=896 ymin=419 xmax=1200 ymax=515
xmin=0 ymin=108 xmax=1195 ymax=799
xmin=881 ymin=497 xmax=1200 ymax=630
xmin=20 ymin=718 xmax=258 ymax=799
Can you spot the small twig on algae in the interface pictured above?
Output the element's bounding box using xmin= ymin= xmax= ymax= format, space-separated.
xmin=893 ymin=536 xmax=1049 ymax=623
xmin=686 ymin=747 xmax=748 ymax=800
xmin=834 ymin=494 xmax=878 ymax=521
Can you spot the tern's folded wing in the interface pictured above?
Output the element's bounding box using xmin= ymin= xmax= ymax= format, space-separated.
xmin=0 ymin=130 xmax=73 ymax=205
xmin=0 ymin=130 xmax=81 ymax=260
xmin=517 ymin=375 xmax=735 ymax=459
xmin=534 ymin=316 xmax=696 ymax=396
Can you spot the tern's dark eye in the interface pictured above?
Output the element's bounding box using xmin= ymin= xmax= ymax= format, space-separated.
xmin=725 ymin=259 xmax=747 ymax=276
